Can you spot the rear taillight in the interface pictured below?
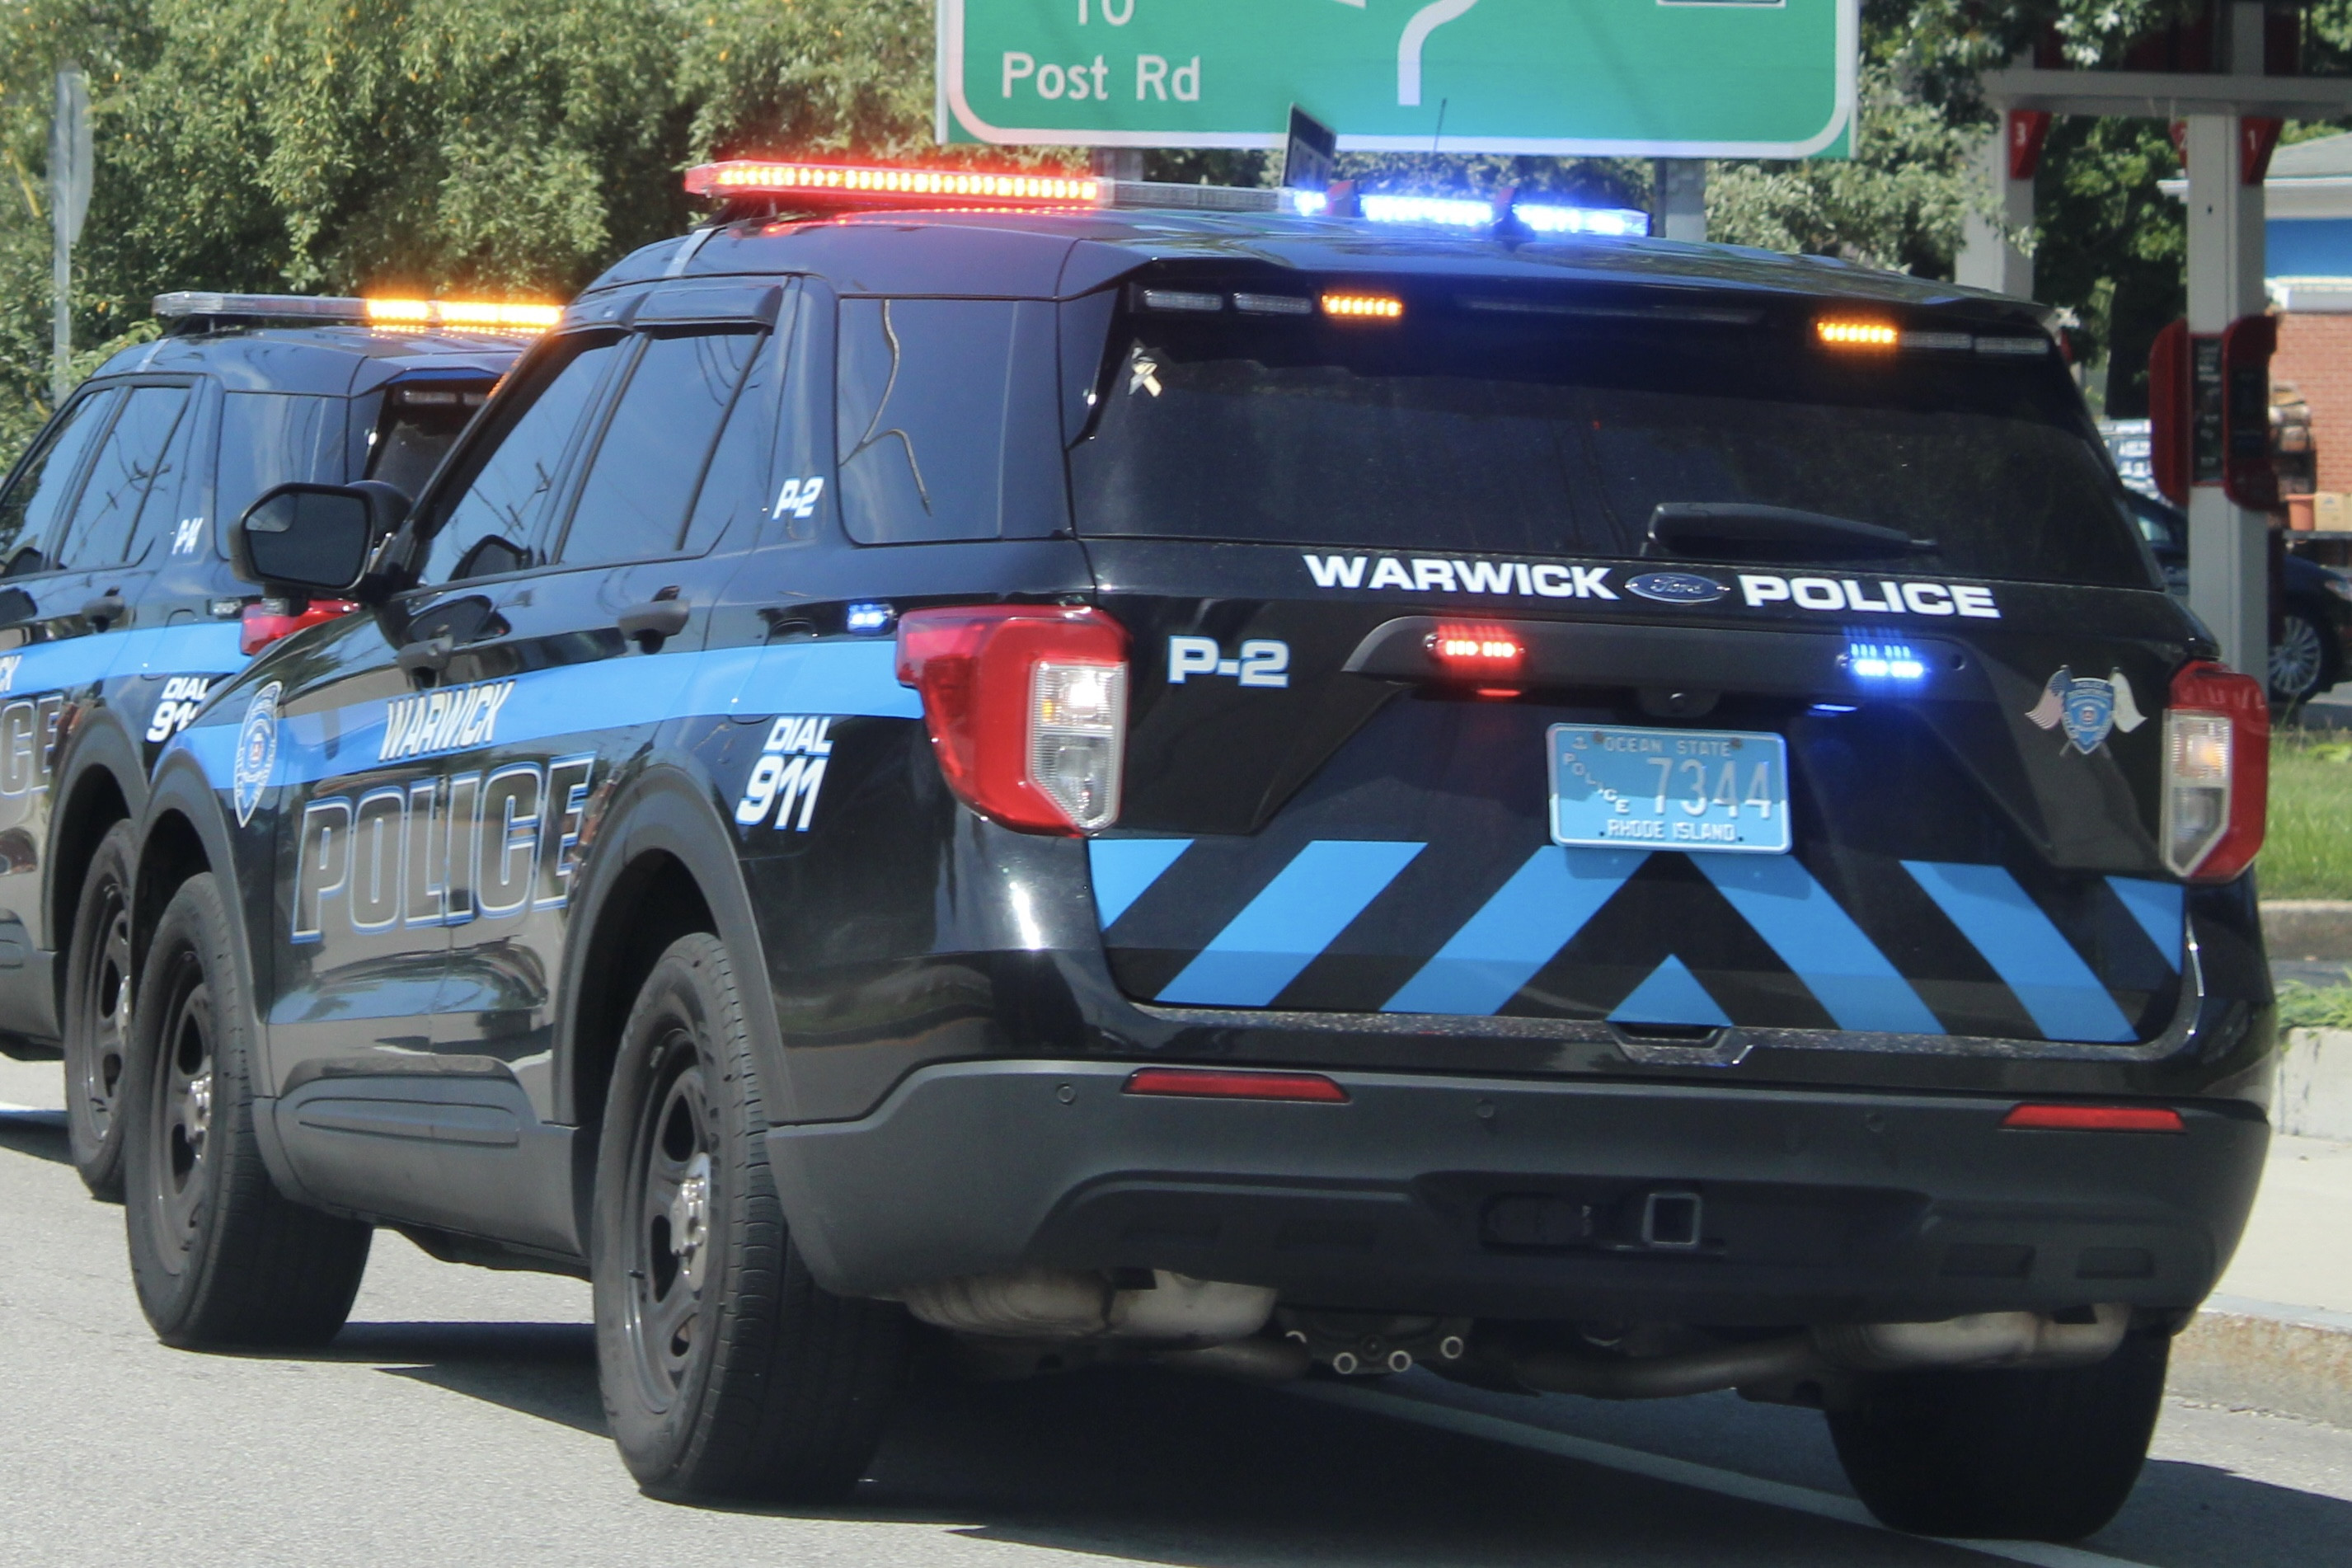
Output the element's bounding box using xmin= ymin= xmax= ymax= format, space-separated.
xmin=895 ymin=605 xmax=1127 ymax=834
xmin=241 ymin=598 xmax=359 ymax=655
xmin=2161 ymin=660 xmax=2267 ymax=881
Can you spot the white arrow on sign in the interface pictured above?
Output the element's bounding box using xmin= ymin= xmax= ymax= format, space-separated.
xmin=1399 ymin=0 xmax=1481 ymax=106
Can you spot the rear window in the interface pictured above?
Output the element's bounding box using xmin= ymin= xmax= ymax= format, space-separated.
xmin=1067 ymin=289 xmax=2150 ymax=589
xmin=365 ymin=382 xmax=491 ymax=502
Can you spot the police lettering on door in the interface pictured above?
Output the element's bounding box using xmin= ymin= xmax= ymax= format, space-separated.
xmin=293 ymin=756 xmax=595 ymax=940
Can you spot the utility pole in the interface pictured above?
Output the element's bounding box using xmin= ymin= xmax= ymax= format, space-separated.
xmin=50 ymin=63 xmax=92 ymax=407
xmin=1654 ymin=160 xmax=1705 ymax=242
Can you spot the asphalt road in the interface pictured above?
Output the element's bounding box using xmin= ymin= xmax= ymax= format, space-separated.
xmin=3 ymin=1058 xmax=2350 ymax=1568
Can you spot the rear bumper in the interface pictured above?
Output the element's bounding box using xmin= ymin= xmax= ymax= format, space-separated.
xmin=767 ymin=1059 xmax=2268 ymax=1325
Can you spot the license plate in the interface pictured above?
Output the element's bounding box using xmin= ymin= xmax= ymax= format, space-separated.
xmin=1547 ymin=724 xmax=1791 ymax=854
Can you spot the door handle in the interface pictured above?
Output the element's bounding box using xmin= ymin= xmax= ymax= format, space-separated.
xmin=396 ymin=634 xmax=455 ymax=685
xmin=617 ymin=598 xmax=690 ymax=653
xmin=82 ymin=591 xmax=126 ymax=631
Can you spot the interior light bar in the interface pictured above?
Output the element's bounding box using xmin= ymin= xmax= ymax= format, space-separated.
xmin=1323 ymin=292 xmax=1404 ymax=321
xmin=1844 ymin=640 xmax=1926 ymax=680
xmin=686 ymin=160 xmax=1101 ymax=207
xmin=1816 ymin=319 xmax=1899 ymax=350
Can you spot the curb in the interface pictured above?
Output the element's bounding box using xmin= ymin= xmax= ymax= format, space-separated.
xmin=2260 ymin=899 xmax=2352 ymax=962
xmin=2168 ymin=1295 xmax=2352 ymax=1427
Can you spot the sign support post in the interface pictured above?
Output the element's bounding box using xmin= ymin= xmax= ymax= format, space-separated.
xmin=49 ymin=63 xmax=90 ymax=407
xmin=1655 ymin=160 xmax=1705 ymax=242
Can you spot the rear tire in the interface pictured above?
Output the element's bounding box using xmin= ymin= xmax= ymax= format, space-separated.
xmin=122 ymin=872 xmax=371 ymax=1347
xmin=63 ymin=822 xmax=138 ymax=1199
xmin=1827 ymin=1331 xmax=2169 ymax=1541
xmin=2270 ymin=607 xmax=2334 ymax=706
xmin=594 ymin=932 xmax=904 ymax=1502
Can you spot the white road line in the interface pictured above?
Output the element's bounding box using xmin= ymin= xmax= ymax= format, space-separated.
xmin=1294 ymin=1383 xmax=2155 ymax=1568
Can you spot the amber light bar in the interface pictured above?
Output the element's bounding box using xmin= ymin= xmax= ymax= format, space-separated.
xmin=686 ymin=161 xmax=1101 ymax=207
xmin=364 ymin=298 xmax=562 ymax=331
xmin=1323 ymin=293 xmax=1405 ymax=321
xmin=1816 ymin=318 xmax=1899 ymax=350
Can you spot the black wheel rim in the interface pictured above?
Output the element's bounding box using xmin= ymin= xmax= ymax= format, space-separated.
xmin=144 ymin=951 xmax=215 ymax=1275
xmin=2273 ymin=614 xmax=2326 ymax=701
xmin=622 ymin=1029 xmax=716 ymax=1415
xmin=69 ymin=878 xmax=132 ymax=1149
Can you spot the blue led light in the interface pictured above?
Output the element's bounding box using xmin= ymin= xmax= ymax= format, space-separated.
xmin=1318 ymin=191 xmax=1649 ymax=237
xmin=1810 ymin=703 xmax=1859 ymax=714
xmin=1512 ymin=203 xmax=1650 ymax=237
xmin=845 ymin=602 xmax=894 ymax=634
xmin=1845 ymin=641 xmax=1926 ymax=681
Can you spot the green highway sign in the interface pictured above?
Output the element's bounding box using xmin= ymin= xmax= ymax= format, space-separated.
xmin=938 ymin=0 xmax=1855 ymax=159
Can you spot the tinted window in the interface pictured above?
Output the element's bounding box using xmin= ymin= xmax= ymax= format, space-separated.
xmin=217 ymin=392 xmax=346 ymax=541
xmin=682 ymin=333 xmax=782 ymax=555
xmin=1069 ymin=298 xmax=2149 ymax=589
xmin=558 ymin=330 xmax=761 ymax=566
xmin=0 ymin=389 xmax=119 ymax=575
xmin=422 ymin=336 xmax=619 ymax=584
xmin=366 ymin=383 xmax=491 ymax=502
xmin=837 ymin=298 xmax=1016 ymax=543
xmin=62 ymin=385 xmax=193 ymax=566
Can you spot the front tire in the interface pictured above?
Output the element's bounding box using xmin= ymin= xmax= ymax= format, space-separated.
xmin=63 ymin=822 xmax=138 ymax=1198
xmin=122 ymin=873 xmax=371 ymax=1347
xmin=1827 ymin=1331 xmax=2169 ymax=1541
xmin=594 ymin=933 xmax=904 ymax=1502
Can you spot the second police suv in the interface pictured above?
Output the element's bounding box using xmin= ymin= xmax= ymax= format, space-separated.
xmin=0 ymin=294 xmax=531 ymax=1194
xmin=120 ymin=164 xmax=2272 ymax=1542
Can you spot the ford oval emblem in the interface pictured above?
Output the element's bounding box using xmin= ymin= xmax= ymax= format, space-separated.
xmin=1626 ymin=571 xmax=1729 ymax=605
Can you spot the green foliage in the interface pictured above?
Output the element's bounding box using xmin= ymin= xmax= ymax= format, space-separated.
xmin=2277 ymin=972 xmax=2352 ymax=1030
xmin=2265 ymin=730 xmax=2352 ymax=901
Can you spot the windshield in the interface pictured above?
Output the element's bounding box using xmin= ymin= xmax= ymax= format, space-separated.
xmin=1068 ymin=291 xmax=2152 ymax=590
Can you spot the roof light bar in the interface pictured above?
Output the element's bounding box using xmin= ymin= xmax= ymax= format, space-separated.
xmin=686 ymin=160 xmax=1101 ymax=207
xmin=364 ymin=298 xmax=561 ymax=331
xmin=153 ymin=290 xmax=556 ymax=333
xmin=1345 ymin=191 xmax=1647 ymax=237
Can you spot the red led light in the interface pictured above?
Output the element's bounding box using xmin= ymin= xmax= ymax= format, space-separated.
xmin=1123 ymin=1068 xmax=1349 ymax=1103
xmin=686 ymin=161 xmax=1102 ymax=209
xmin=1429 ymin=625 xmax=1523 ymax=672
xmin=2001 ymin=1104 xmax=2186 ymax=1134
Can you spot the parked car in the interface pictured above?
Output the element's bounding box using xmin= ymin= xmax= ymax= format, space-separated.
xmin=2123 ymin=487 xmax=2352 ymax=703
xmin=115 ymin=167 xmax=2271 ymax=1545
xmin=0 ymin=292 xmax=524 ymax=1195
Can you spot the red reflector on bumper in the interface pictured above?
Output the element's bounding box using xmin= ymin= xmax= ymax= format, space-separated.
xmin=2001 ymin=1104 xmax=2185 ymax=1134
xmin=1123 ymin=1068 xmax=1348 ymax=1103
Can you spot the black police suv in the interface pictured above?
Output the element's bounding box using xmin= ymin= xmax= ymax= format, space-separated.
xmin=117 ymin=171 xmax=2274 ymax=1542
xmin=0 ymin=291 xmax=518 ymax=1195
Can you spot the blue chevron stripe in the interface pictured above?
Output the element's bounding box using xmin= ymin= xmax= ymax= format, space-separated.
xmin=1695 ymin=855 xmax=1943 ymax=1034
xmin=1087 ymin=838 xmax=1193 ymax=927
xmin=1157 ymin=840 xmax=1424 ymax=1007
xmin=1902 ymin=861 xmax=2135 ymax=1043
xmin=1382 ymin=847 xmax=1645 ymax=1015
xmin=1610 ymin=955 xmax=1733 ymax=1027
xmin=2104 ymin=876 xmax=2184 ymax=971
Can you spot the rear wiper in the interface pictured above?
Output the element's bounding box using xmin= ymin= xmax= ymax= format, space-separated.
xmin=1645 ymin=503 xmax=1934 ymax=564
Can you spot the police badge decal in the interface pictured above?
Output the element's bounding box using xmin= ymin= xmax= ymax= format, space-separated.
xmin=232 ymin=681 xmax=282 ymax=826
xmin=2025 ymin=666 xmax=2146 ymax=755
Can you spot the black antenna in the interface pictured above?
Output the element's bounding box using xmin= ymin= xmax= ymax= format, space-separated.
xmin=1432 ymin=97 xmax=1448 ymax=154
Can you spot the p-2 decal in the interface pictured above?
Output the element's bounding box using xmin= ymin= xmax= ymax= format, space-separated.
xmin=293 ymin=754 xmax=594 ymax=941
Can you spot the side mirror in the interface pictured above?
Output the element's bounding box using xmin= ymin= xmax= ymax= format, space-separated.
xmin=232 ymin=481 xmax=407 ymax=599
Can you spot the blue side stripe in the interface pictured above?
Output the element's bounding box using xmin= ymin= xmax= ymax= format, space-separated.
xmin=2105 ymin=877 xmax=2185 ymax=972
xmin=1609 ymin=955 xmax=1732 ymax=1027
xmin=1383 ymin=847 xmax=1645 ymax=1015
xmin=1087 ymin=839 xmax=1192 ymax=927
xmin=1695 ymin=855 xmax=1944 ymax=1034
xmin=181 ymin=639 xmax=920 ymax=787
xmin=2 ymin=619 xmax=245 ymax=692
xmin=1902 ymin=861 xmax=2135 ymax=1043
xmin=1157 ymin=840 xmax=1423 ymax=1008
